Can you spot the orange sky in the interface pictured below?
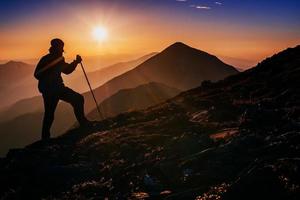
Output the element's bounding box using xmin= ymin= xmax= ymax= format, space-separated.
xmin=1 ymin=1 xmax=299 ymax=69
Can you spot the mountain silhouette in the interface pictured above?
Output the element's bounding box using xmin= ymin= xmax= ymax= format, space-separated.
xmin=90 ymin=42 xmax=238 ymax=103
xmin=1 ymin=45 xmax=299 ymax=199
xmin=88 ymin=82 xmax=180 ymax=119
xmin=147 ymin=42 xmax=238 ymax=89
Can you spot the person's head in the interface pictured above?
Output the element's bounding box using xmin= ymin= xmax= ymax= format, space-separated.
xmin=49 ymin=38 xmax=64 ymax=56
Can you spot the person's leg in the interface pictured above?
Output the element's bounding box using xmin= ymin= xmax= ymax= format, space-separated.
xmin=42 ymin=94 xmax=59 ymax=140
xmin=59 ymin=87 xmax=88 ymax=125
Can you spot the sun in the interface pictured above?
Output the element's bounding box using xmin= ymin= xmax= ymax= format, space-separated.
xmin=91 ymin=26 xmax=108 ymax=42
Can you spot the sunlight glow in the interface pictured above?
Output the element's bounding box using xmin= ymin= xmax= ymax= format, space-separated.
xmin=91 ymin=26 xmax=108 ymax=42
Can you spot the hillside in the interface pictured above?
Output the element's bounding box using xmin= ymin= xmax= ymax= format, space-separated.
xmin=0 ymin=46 xmax=299 ymax=199
xmin=88 ymin=82 xmax=180 ymax=119
xmin=0 ymin=82 xmax=179 ymax=156
xmin=0 ymin=101 xmax=76 ymax=156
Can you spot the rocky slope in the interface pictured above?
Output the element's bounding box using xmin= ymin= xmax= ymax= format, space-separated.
xmin=0 ymin=45 xmax=299 ymax=200
xmin=0 ymin=82 xmax=179 ymax=156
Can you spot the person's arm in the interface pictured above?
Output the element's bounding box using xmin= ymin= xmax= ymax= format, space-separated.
xmin=61 ymin=55 xmax=82 ymax=74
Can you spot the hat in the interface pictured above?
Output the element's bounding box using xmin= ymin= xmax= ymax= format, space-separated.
xmin=51 ymin=38 xmax=64 ymax=48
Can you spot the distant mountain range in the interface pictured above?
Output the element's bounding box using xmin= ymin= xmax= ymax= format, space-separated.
xmin=0 ymin=61 xmax=37 ymax=109
xmin=0 ymin=53 xmax=157 ymax=109
xmin=0 ymin=52 xmax=159 ymax=122
xmin=1 ymin=45 xmax=299 ymax=199
xmin=0 ymin=61 xmax=33 ymax=84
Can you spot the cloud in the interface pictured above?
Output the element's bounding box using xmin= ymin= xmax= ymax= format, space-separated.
xmin=215 ymin=2 xmax=223 ymax=5
xmin=190 ymin=5 xmax=211 ymax=10
xmin=196 ymin=6 xmax=211 ymax=9
xmin=176 ymin=0 xmax=188 ymax=2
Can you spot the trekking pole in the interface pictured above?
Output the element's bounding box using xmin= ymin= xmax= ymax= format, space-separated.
xmin=80 ymin=62 xmax=103 ymax=119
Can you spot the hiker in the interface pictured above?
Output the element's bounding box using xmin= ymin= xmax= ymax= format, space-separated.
xmin=34 ymin=38 xmax=91 ymax=140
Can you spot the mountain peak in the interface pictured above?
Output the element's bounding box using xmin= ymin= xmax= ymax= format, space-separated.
xmin=165 ymin=42 xmax=193 ymax=51
xmin=170 ymin=41 xmax=189 ymax=48
xmin=161 ymin=42 xmax=210 ymax=58
xmin=6 ymin=60 xmax=24 ymax=65
xmin=0 ymin=61 xmax=31 ymax=70
xmin=2 ymin=60 xmax=29 ymax=67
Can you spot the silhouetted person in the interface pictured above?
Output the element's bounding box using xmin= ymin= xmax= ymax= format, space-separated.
xmin=34 ymin=38 xmax=90 ymax=140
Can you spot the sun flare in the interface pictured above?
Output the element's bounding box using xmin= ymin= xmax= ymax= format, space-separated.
xmin=91 ymin=26 xmax=108 ymax=42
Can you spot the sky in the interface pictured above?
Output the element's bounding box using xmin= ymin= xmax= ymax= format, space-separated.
xmin=0 ymin=0 xmax=299 ymax=68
